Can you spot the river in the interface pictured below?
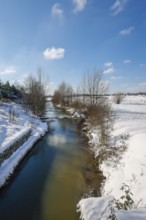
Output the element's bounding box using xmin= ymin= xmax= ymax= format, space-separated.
xmin=0 ymin=103 xmax=99 ymax=220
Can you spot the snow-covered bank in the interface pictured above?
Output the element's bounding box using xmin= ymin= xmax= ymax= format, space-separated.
xmin=102 ymin=101 xmax=146 ymax=204
xmin=0 ymin=102 xmax=47 ymax=188
xmin=77 ymin=95 xmax=146 ymax=219
xmin=77 ymin=196 xmax=146 ymax=220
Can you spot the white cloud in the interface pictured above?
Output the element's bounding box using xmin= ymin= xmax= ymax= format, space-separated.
xmin=43 ymin=47 xmax=65 ymax=60
xmin=103 ymin=62 xmax=115 ymax=74
xmin=123 ymin=59 xmax=131 ymax=64
xmin=129 ymin=82 xmax=146 ymax=93
xmin=103 ymin=67 xmax=115 ymax=74
xmin=0 ymin=66 xmax=17 ymax=75
xmin=122 ymin=84 xmax=128 ymax=87
xmin=49 ymin=134 xmax=67 ymax=145
xmin=73 ymin=0 xmax=87 ymax=12
xmin=51 ymin=3 xmax=63 ymax=18
xmin=111 ymin=0 xmax=128 ymax=16
xmin=140 ymin=63 xmax=146 ymax=67
xmin=120 ymin=82 xmax=146 ymax=93
xmin=110 ymin=76 xmax=123 ymax=80
xmin=104 ymin=62 xmax=113 ymax=67
xmin=138 ymin=82 xmax=146 ymax=87
xmin=119 ymin=26 xmax=134 ymax=35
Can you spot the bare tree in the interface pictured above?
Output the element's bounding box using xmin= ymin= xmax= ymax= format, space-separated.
xmin=52 ymin=90 xmax=62 ymax=105
xmin=80 ymin=69 xmax=108 ymax=106
xmin=80 ymin=73 xmax=87 ymax=105
xmin=52 ymin=81 xmax=73 ymax=106
xmin=23 ymin=68 xmax=48 ymax=116
xmin=80 ymin=69 xmax=113 ymax=146
xmin=66 ymin=84 xmax=73 ymax=105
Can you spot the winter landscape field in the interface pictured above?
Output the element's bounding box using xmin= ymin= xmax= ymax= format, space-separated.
xmin=1 ymin=1 xmax=146 ymax=219
xmin=78 ymin=95 xmax=146 ymax=219
xmin=1 ymin=95 xmax=146 ymax=219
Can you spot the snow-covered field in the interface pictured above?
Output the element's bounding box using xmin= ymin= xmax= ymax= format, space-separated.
xmin=78 ymin=95 xmax=146 ymax=220
xmin=0 ymin=102 xmax=47 ymax=187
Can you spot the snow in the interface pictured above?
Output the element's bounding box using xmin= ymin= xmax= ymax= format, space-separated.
xmin=77 ymin=95 xmax=146 ymax=220
xmin=1 ymin=97 xmax=146 ymax=219
xmin=77 ymin=196 xmax=114 ymax=220
xmin=0 ymin=127 xmax=31 ymax=154
xmin=77 ymin=196 xmax=146 ymax=220
xmin=102 ymin=99 xmax=146 ymax=205
xmin=0 ymin=102 xmax=47 ymax=187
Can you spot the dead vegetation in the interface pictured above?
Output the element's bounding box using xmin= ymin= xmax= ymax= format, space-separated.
xmin=113 ymin=92 xmax=125 ymax=104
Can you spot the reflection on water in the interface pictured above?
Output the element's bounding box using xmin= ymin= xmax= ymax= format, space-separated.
xmin=41 ymin=149 xmax=85 ymax=220
xmin=49 ymin=134 xmax=67 ymax=145
xmin=42 ymin=105 xmax=87 ymax=220
xmin=0 ymin=102 xmax=99 ymax=220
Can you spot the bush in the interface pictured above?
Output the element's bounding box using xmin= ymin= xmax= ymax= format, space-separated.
xmin=8 ymin=106 xmax=19 ymax=123
xmin=87 ymin=103 xmax=113 ymax=146
xmin=69 ymin=100 xmax=86 ymax=109
xmin=113 ymin=93 xmax=125 ymax=104
xmin=115 ymin=183 xmax=134 ymax=210
xmin=108 ymin=184 xmax=134 ymax=220
xmin=23 ymin=69 xmax=47 ymax=116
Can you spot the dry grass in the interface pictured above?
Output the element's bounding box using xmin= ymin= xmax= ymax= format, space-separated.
xmin=69 ymin=100 xmax=86 ymax=109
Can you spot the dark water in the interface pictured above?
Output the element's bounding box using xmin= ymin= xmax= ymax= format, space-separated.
xmin=0 ymin=103 xmax=98 ymax=220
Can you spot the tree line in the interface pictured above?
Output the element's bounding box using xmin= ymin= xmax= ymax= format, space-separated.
xmin=1 ymin=67 xmax=114 ymax=135
xmin=0 ymin=68 xmax=47 ymax=116
xmin=0 ymin=80 xmax=22 ymax=100
xmin=52 ymin=69 xmax=112 ymax=146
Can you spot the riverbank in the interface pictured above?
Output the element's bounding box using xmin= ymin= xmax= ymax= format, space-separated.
xmin=0 ymin=101 xmax=48 ymax=188
xmin=77 ymin=95 xmax=146 ymax=220
xmin=0 ymin=102 xmax=103 ymax=220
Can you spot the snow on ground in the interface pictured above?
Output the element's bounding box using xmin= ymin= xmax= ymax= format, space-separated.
xmin=0 ymin=102 xmax=31 ymax=153
xmin=78 ymin=95 xmax=146 ymax=220
xmin=77 ymin=196 xmax=114 ymax=220
xmin=0 ymin=102 xmax=47 ymax=187
xmin=102 ymin=96 xmax=146 ymax=205
xmin=77 ymin=196 xmax=146 ymax=220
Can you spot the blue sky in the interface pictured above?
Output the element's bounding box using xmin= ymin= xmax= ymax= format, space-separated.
xmin=0 ymin=0 xmax=146 ymax=93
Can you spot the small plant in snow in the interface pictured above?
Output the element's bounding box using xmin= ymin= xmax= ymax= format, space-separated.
xmin=107 ymin=183 xmax=134 ymax=220
xmin=108 ymin=202 xmax=118 ymax=220
xmin=8 ymin=106 xmax=18 ymax=123
xmin=115 ymin=183 xmax=134 ymax=210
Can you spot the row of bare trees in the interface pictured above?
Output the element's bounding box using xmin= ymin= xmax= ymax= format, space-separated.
xmin=53 ymin=69 xmax=108 ymax=107
xmin=52 ymin=69 xmax=113 ymax=146
xmin=79 ymin=70 xmax=107 ymax=106
xmin=52 ymin=70 xmax=107 ymax=106
xmin=14 ymin=67 xmax=122 ymax=121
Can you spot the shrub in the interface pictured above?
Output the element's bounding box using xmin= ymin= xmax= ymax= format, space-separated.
xmin=87 ymin=103 xmax=113 ymax=146
xmin=115 ymin=183 xmax=134 ymax=210
xmin=8 ymin=106 xmax=19 ymax=123
xmin=69 ymin=100 xmax=86 ymax=109
xmin=113 ymin=93 xmax=125 ymax=104
xmin=23 ymin=69 xmax=47 ymax=116
xmin=108 ymin=184 xmax=134 ymax=220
